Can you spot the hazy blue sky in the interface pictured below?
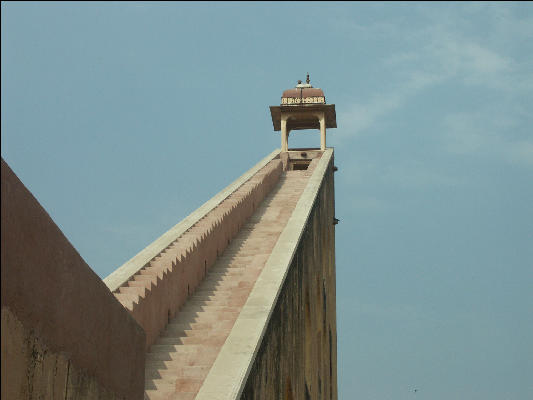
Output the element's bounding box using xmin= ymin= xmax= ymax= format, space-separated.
xmin=2 ymin=2 xmax=532 ymax=399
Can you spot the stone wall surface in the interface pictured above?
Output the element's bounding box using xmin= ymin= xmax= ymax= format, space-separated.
xmin=1 ymin=158 xmax=146 ymax=400
xmin=240 ymin=153 xmax=337 ymax=400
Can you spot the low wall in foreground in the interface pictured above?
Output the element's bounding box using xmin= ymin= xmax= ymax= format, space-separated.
xmin=1 ymin=159 xmax=146 ymax=399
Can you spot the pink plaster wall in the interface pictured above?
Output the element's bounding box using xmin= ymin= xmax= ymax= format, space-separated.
xmin=1 ymin=158 xmax=146 ymax=399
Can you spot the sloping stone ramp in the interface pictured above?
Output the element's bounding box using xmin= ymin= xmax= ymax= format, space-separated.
xmin=110 ymin=158 xmax=282 ymax=350
xmin=144 ymin=162 xmax=318 ymax=399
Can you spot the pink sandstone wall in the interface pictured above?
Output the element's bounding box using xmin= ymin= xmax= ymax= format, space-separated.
xmin=1 ymin=158 xmax=146 ymax=399
xmin=111 ymin=158 xmax=283 ymax=350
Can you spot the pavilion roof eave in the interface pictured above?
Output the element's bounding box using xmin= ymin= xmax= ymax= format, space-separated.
xmin=269 ymin=104 xmax=337 ymax=131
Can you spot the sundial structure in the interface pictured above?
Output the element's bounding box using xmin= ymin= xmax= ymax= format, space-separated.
xmin=1 ymin=76 xmax=338 ymax=400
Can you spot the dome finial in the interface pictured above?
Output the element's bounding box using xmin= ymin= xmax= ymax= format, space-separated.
xmin=306 ymin=73 xmax=310 ymax=84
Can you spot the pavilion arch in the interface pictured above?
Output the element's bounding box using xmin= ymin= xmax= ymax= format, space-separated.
xmin=281 ymin=111 xmax=326 ymax=151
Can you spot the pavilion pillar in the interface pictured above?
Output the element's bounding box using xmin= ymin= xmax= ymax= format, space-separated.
xmin=281 ymin=116 xmax=289 ymax=152
xmin=319 ymin=112 xmax=326 ymax=151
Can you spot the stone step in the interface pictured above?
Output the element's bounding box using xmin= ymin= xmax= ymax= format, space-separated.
xmin=191 ymin=291 xmax=250 ymax=301
xmin=163 ymin=320 xmax=233 ymax=332
xmin=145 ymin=390 xmax=196 ymax=400
xmin=146 ymin=348 xmax=219 ymax=364
xmin=144 ymin=389 xmax=175 ymax=400
xmin=147 ymin=343 xmax=220 ymax=355
xmin=139 ymin=268 xmax=164 ymax=278
xmin=202 ymin=273 xmax=259 ymax=284
xmin=128 ymin=279 xmax=152 ymax=289
xmin=132 ymin=273 xmax=155 ymax=282
xmin=145 ymin=379 xmax=203 ymax=396
xmin=204 ymin=268 xmax=258 ymax=282
xmin=186 ymin=296 xmax=247 ymax=306
xmin=218 ymin=253 xmax=256 ymax=259
xmin=192 ymin=285 xmax=250 ymax=294
xmin=145 ymin=378 xmax=203 ymax=394
xmin=215 ymin=258 xmax=266 ymax=267
xmin=158 ymin=327 xmax=232 ymax=341
xmin=144 ymin=380 xmax=175 ymax=392
xmin=193 ymin=287 xmax=250 ymax=295
xmin=179 ymin=304 xmax=241 ymax=313
xmin=177 ymin=335 xmax=228 ymax=346
xmin=196 ymin=284 xmax=253 ymax=294
xmin=170 ymin=311 xmax=239 ymax=323
xmin=190 ymin=290 xmax=250 ymax=299
xmin=222 ymin=247 xmax=271 ymax=254
xmin=113 ymin=293 xmax=136 ymax=310
xmin=206 ymin=267 xmax=252 ymax=275
xmin=209 ymin=263 xmax=251 ymax=277
xmin=230 ymin=239 xmax=275 ymax=245
xmin=145 ymin=365 xmax=210 ymax=380
xmin=202 ymin=266 xmax=256 ymax=283
xmin=118 ymin=285 xmax=145 ymax=297
xmin=186 ymin=298 xmax=246 ymax=307
xmin=156 ymin=333 xmax=229 ymax=346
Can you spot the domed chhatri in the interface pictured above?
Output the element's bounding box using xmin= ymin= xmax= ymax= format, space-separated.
xmin=281 ymin=73 xmax=326 ymax=105
xmin=270 ymin=74 xmax=337 ymax=151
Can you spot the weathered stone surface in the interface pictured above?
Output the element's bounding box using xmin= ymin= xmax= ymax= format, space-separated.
xmin=1 ymin=158 xmax=146 ymax=399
